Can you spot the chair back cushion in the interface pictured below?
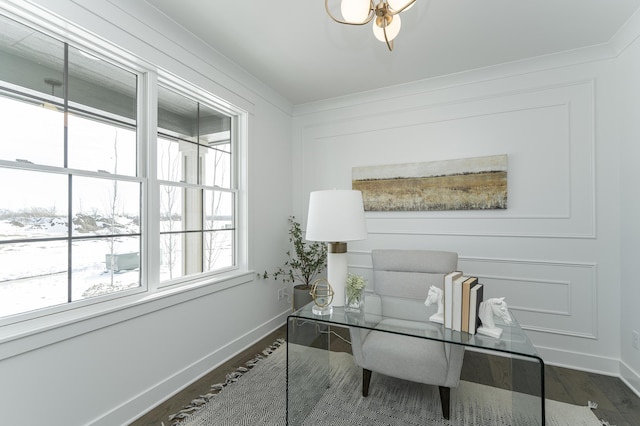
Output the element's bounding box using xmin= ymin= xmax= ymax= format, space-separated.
xmin=372 ymin=249 xmax=458 ymax=300
xmin=350 ymin=249 xmax=464 ymax=391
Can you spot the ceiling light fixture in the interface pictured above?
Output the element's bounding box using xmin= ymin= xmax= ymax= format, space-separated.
xmin=325 ymin=0 xmax=416 ymax=51
xmin=42 ymin=78 xmax=63 ymax=111
xmin=44 ymin=78 xmax=62 ymax=96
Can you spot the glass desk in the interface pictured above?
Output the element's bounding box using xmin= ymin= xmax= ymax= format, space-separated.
xmin=286 ymin=295 xmax=545 ymax=425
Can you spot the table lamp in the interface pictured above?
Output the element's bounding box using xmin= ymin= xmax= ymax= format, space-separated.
xmin=306 ymin=189 xmax=368 ymax=309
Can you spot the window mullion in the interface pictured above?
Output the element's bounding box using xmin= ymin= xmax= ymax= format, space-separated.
xmin=143 ymin=71 xmax=160 ymax=291
xmin=64 ymin=43 xmax=73 ymax=304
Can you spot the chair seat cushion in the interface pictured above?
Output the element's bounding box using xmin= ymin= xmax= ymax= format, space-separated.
xmin=361 ymin=319 xmax=449 ymax=385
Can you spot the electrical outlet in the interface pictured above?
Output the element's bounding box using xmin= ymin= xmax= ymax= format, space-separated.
xmin=277 ymin=287 xmax=285 ymax=301
xmin=633 ymin=330 xmax=640 ymax=350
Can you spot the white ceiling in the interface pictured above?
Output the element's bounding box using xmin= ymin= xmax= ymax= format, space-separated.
xmin=145 ymin=0 xmax=640 ymax=106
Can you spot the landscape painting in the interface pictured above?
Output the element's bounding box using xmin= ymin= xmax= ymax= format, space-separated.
xmin=352 ymin=155 xmax=508 ymax=211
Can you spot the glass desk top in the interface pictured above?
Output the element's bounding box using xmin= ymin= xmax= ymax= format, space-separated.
xmin=288 ymin=294 xmax=542 ymax=361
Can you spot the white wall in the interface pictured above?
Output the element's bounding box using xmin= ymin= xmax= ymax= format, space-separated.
xmin=0 ymin=1 xmax=294 ymax=425
xmin=292 ymin=30 xmax=638 ymax=393
xmin=617 ymin=11 xmax=640 ymax=394
xmin=1 ymin=2 xmax=639 ymax=425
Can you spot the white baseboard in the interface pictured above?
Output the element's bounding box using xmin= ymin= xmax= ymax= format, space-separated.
xmin=464 ymin=344 xmax=618 ymax=374
xmin=536 ymin=345 xmax=622 ymax=376
xmin=620 ymin=361 xmax=640 ymax=398
xmin=468 ymin=344 xmax=636 ymax=386
xmin=91 ymin=309 xmax=290 ymax=426
xmin=536 ymin=345 xmax=640 ymax=398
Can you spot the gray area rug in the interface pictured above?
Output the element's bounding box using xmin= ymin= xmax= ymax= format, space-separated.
xmin=173 ymin=343 xmax=602 ymax=426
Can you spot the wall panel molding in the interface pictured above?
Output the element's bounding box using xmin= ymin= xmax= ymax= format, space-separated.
xmin=293 ymin=48 xmax=622 ymax=381
xmin=347 ymin=252 xmax=598 ymax=340
xmin=459 ymin=256 xmax=597 ymax=339
xmin=299 ymin=79 xmax=596 ymax=239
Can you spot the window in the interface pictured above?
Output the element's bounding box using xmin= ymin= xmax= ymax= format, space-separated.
xmin=0 ymin=15 xmax=140 ymax=319
xmin=157 ymin=86 xmax=236 ymax=283
xmin=0 ymin=12 xmax=241 ymax=322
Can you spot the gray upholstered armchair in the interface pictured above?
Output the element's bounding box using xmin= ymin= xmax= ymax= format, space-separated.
xmin=349 ymin=249 xmax=465 ymax=420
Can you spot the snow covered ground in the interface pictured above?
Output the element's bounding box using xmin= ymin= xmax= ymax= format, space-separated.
xmin=0 ymin=214 xmax=233 ymax=318
xmin=0 ymin=215 xmax=140 ymax=318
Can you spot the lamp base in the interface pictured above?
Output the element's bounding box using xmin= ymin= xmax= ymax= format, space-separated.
xmin=327 ymin=243 xmax=348 ymax=308
xmin=312 ymin=304 xmax=333 ymax=316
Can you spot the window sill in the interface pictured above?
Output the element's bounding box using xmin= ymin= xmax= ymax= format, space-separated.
xmin=0 ymin=270 xmax=255 ymax=361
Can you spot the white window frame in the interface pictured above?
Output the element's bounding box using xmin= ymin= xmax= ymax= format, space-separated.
xmin=154 ymin=79 xmax=242 ymax=289
xmin=0 ymin=5 xmax=250 ymax=347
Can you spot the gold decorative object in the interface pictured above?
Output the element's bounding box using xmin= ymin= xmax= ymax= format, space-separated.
xmin=310 ymin=278 xmax=334 ymax=315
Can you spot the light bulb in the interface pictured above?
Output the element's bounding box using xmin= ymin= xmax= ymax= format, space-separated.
xmin=341 ymin=0 xmax=371 ymax=23
xmin=372 ymin=13 xmax=401 ymax=42
xmin=388 ymin=0 xmax=415 ymax=12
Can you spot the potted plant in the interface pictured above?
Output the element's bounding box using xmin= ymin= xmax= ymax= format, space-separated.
xmin=262 ymin=216 xmax=328 ymax=310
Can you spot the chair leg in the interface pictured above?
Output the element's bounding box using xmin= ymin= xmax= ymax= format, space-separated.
xmin=362 ymin=369 xmax=372 ymax=397
xmin=438 ymin=386 xmax=450 ymax=420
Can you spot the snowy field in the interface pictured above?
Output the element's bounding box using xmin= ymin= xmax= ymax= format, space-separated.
xmin=0 ymin=214 xmax=233 ymax=318
xmin=0 ymin=215 xmax=140 ymax=318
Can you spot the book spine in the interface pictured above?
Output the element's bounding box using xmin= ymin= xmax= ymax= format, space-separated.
xmin=468 ymin=283 xmax=483 ymax=334
xmin=461 ymin=280 xmax=471 ymax=333
xmin=443 ymin=271 xmax=461 ymax=329
xmin=462 ymin=277 xmax=478 ymax=334
xmin=472 ymin=284 xmax=484 ymax=333
xmin=476 ymin=285 xmax=484 ymax=330
xmin=452 ymin=276 xmax=465 ymax=332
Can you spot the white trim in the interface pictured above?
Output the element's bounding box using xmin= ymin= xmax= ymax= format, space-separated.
xmin=0 ymin=270 xmax=255 ymax=361
xmin=537 ymin=345 xmax=621 ymax=378
xmin=620 ymin=361 xmax=640 ymax=399
xmin=609 ymin=5 xmax=640 ymax=57
xmin=143 ymin=71 xmax=160 ymax=291
xmin=109 ymin=313 xmax=288 ymax=426
xmin=0 ymin=2 xmax=250 ymax=326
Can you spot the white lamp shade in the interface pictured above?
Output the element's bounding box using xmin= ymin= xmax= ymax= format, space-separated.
xmin=341 ymin=0 xmax=371 ymax=23
xmin=388 ymin=0 xmax=415 ymax=12
xmin=306 ymin=190 xmax=367 ymax=242
xmin=373 ymin=14 xmax=401 ymax=42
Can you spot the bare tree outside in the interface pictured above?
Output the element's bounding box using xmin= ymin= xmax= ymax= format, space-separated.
xmin=159 ymin=137 xmax=180 ymax=280
xmin=106 ymin=129 xmax=121 ymax=286
xmin=204 ymin=145 xmax=228 ymax=271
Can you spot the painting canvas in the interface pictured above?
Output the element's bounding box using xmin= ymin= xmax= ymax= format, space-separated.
xmin=352 ymin=155 xmax=508 ymax=211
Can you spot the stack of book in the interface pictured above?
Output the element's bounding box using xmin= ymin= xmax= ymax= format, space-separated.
xmin=443 ymin=271 xmax=484 ymax=334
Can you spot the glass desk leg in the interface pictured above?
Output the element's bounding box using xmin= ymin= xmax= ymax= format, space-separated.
xmin=286 ymin=318 xmax=330 ymax=425
xmin=510 ymin=353 xmax=545 ymax=425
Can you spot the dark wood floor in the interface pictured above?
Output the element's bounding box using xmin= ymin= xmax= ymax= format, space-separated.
xmin=131 ymin=325 xmax=640 ymax=426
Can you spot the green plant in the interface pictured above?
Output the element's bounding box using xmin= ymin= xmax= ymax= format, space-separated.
xmin=262 ymin=216 xmax=327 ymax=289
xmin=346 ymin=273 xmax=366 ymax=301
